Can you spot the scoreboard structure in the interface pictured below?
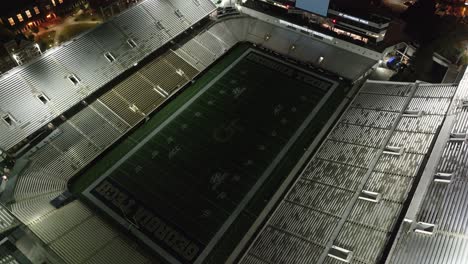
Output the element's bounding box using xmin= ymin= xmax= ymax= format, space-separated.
xmin=296 ymin=0 xmax=331 ymax=16
xmin=254 ymin=0 xmax=331 ymax=17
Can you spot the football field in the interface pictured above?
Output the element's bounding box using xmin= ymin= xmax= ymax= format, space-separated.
xmin=81 ymin=47 xmax=340 ymax=264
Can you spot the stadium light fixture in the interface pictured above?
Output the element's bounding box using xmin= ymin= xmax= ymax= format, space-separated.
xmin=127 ymin=39 xmax=137 ymax=48
xmin=318 ymin=56 xmax=324 ymax=64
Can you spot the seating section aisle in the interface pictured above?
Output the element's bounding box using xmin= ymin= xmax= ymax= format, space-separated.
xmin=388 ymin=69 xmax=468 ymax=264
xmin=240 ymin=81 xmax=457 ymax=264
xmin=0 ymin=0 xmax=216 ymax=151
xmin=8 ymin=20 xmax=236 ymax=263
xmin=5 ymin=14 xmax=392 ymax=264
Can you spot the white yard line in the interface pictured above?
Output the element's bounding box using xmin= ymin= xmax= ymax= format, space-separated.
xmin=195 ymin=50 xmax=338 ymax=264
xmin=84 ymin=48 xmax=338 ymax=264
xmin=83 ymin=48 xmax=253 ymax=264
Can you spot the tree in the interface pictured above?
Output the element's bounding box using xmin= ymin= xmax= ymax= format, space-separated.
xmin=400 ymin=0 xmax=439 ymax=80
xmin=401 ymin=0 xmax=437 ymax=43
xmin=0 ymin=24 xmax=14 ymax=43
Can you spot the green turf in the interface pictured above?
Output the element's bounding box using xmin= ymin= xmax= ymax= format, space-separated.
xmin=205 ymin=83 xmax=348 ymax=264
xmin=70 ymin=44 xmax=251 ymax=194
xmin=74 ymin=44 xmax=347 ymax=264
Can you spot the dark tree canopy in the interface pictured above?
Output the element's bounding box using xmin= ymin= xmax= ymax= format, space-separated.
xmin=401 ymin=0 xmax=437 ymax=43
xmin=0 ymin=24 xmax=15 ymax=43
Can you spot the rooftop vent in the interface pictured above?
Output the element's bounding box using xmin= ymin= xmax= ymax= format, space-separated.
xmin=358 ymin=190 xmax=381 ymax=203
xmin=461 ymin=100 xmax=468 ymax=108
xmin=104 ymin=52 xmax=116 ymax=63
xmin=68 ymin=75 xmax=80 ymax=86
xmin=2 ymin=114 xmax=15 ymax=126
xmin=174 ymin=9 xmax=183 ymax=18
xmin=402 ymin=110 xmax=423 ymax=118
xmin=434 ymin=172 xmax=452 ymax=183
xmin=414 ymin=222 xmax=435 ymax=235
xmin=153 ymin=85 xmax=168 ymax=97
xmin=327 ymin=246 xmax=353 ymax=263
xmin=383 ymin=145 xmax=403 ymax=156
xmin=156 ymin=21 xmax=165 ymax=30
xmin=37 ymin=93 xmax=50 ymax=104
xmin=127 ymin=38 xmax=137 ymax=48
xmin=129 ymin=104 xmax=139 ymax=113
xmin=449 ymin=133 xmax=467 ymax=142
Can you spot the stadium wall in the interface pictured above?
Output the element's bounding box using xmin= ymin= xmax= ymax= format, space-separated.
xmin=237 ymin=4 xmax=383 ymax=61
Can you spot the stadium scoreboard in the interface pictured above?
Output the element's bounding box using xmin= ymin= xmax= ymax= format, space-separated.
xmin=296 ymin=0 xmax=330 ymax=17
xmin=255 ymin=0 xmax=331 ymax=17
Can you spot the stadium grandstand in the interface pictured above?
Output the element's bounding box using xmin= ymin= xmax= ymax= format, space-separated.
xmin=0 ymin=0 xmax=467 ymax=264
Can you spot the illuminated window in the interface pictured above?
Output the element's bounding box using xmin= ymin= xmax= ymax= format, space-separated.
xmin=51 ymin=0 xmax=56 ymax=6
xmin=8 ymin=18 xmax=15 ymax=26
xmin=34 ymin=6 xmax=40 ymax=14
xmin=25 ymin=10 xmax=32 ymax=18
xmin=17 ymin=14 xmax=24 ymax=22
